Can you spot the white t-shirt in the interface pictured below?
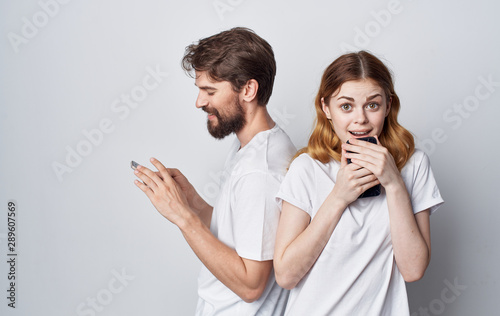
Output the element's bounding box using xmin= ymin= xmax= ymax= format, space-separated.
xmin=276 ymin=149 xmax=444 ymax=316
xmin=196 ymin=125 xmax=296 ymax=316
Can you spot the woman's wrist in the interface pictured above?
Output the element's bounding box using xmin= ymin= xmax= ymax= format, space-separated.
xmin=324 ymin=191 xmax=349 ymax=215
xmin=383 ymin=176 xmax=407 ymax=196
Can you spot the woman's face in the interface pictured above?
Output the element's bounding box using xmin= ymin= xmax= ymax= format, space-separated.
xmin=322 ymin=78 xmax=391 ymax=144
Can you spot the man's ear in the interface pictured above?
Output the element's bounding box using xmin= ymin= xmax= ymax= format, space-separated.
xmin=241 ymin=79 xmax=259 ymax=103
xmin=321 ymin=97 xmax=331 ymax=119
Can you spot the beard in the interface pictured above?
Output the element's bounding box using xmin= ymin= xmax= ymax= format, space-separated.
xmin=203 ymin=97 xmax=246 ymax=139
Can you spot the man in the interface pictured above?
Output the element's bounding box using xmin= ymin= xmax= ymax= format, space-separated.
xmin=133 ymin=27 xmax=296 ymax=315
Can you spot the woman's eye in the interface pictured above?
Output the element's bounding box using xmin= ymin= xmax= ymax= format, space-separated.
xmin=366 ymin=103 xmax=379 ymax=109
xmin=341 ymin=104 xmax=352 ymax=111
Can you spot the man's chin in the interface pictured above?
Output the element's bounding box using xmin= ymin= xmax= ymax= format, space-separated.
xmin=205 ymin=112 xmax=245 ymax=139
xmin=208 ymin=129 xmax=232 ymax=139
xmin=207 ymin=122 xmax=232 ymax=139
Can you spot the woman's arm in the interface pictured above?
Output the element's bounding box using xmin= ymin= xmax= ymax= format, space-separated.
xmin=273 ymin=199 xmax=343 ymax=289
xmin=274 ymin=149 xmax=380 ymax=289
xmin=385 ymin=182 xmax=431 ymax=282
xmin=344 ymin=139 xmax=431 ymax=281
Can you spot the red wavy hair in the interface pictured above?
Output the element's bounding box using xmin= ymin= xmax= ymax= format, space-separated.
xmin=296 ymin=51 xmax=414 ymax=171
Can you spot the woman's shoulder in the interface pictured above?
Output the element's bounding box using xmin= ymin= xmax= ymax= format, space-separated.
xmin=401 ymin=148 xmax=433 ymax=177
xmin=406 ymin=148 xmax=431 ymax=167
xmin=292 ymin=152 xmax=335 ymax=167
xmin=287 ymin=153 xmax=314 ymax=171
xmin=294 ymin=152 xmax=315 ymax=163
xmin=289 ymin=152 xmax=339 ymax=174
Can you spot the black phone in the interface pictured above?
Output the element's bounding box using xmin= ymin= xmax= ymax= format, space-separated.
xmin=346 ymin=136 xmax=377 ymax=163
xmin=346 ymin=136 xmax=381 ymax=199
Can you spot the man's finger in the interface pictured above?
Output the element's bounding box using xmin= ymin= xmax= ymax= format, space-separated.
xmin=134 ymin=168 xmax=159 ymax=191
xmin=134 ymin=179 xmax=154 ymax=199
xmin=166 ymin=168 xmax=183 ymax=179
xmin=155 ymin=171 xmax=164 ymax=180
xmin=150 ymin=157 xmax=174 ymax=184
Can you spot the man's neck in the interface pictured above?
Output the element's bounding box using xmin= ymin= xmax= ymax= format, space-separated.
xmin=236 ymin=106 xmax=275 ymax=148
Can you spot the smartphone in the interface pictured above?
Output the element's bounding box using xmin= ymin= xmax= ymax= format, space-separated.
xmin=346 ymin=136 xmax=377 ymax=164
xmin=346 ymin=136 xmax=381 ymax=199
xmin=130 ymin=161 xmax=140 ymax=170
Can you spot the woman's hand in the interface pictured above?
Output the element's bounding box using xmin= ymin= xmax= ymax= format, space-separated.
xmin=342 ymin=136 xmax=402 ymax=190
xmin=330 ymin=146 xmax=380 ymax=206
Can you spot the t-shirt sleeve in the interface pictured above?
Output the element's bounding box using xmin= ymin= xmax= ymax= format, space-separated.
xmin=230 ymin=172 xmax=282 ymax=261
xmin=276 ymin=154 xmax=315 ymax=216
xmin=408 ymin=151 xmax=444 ymax=215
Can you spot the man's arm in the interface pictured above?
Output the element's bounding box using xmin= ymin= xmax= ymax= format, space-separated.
xmin=134 ymin=158 xmax=272 ymax=302
xmin=180 ymin=212 xmax=273 ymax=302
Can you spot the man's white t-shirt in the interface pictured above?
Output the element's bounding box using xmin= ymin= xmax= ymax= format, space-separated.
xmin=276 ymin=149 xmax=444 ymax=316
xmin=196 ymin=125 xmax=296 ymax=316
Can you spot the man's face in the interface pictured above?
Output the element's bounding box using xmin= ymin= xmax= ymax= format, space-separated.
xmin=194 ymin=71 xmax=246 ymax=139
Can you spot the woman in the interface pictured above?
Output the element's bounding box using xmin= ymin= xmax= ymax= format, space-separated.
xmin=273 ymin=51 xmax=444 ymax=315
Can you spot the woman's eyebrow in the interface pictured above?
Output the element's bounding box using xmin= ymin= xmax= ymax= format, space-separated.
xmin=336 ymin=93 xmax=382 ymax=101
xmin=366 ymin=93 xmax=382 ymax=101
xmin=337 ymin=96 xmax=354 ymax=101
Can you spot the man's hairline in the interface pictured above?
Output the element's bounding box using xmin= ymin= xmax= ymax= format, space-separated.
xmin=192 ymin=70 xmax=269 ymax=106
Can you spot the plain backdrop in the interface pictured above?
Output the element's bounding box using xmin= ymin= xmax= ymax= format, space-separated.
xmin=1 ymin=0 xmax=499 ymax=315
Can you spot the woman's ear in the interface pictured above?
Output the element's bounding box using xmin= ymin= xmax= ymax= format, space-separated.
xmin=385 ymin=97 xmax=392 ymax=117
xmin=321 ymin=97 xmax=331 ymax=119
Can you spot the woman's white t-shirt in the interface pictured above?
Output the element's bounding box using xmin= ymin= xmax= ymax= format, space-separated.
xmin=276 ymin=149 xmax=444 ymax=316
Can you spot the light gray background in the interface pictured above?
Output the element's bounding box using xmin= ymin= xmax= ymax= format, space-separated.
xmin=1 ymin=0 xmax=498 ymax=315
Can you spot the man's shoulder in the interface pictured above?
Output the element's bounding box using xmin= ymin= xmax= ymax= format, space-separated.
xmin=267 ymin=125 xmax=296 ymax=155
xmin=235 ymin=125 xmax=296 ymax=178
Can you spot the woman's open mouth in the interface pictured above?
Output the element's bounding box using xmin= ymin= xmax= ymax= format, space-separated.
xmin=349 ymin=131 xmax=371 ymax=137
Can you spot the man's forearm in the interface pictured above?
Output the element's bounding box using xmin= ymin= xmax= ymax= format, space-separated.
xmin=190 ymin=193 xmax=213 ymax=227
xmin=178 ymin=211 xmax=271 ymax=302
xmin=197 ymin=204 xmax=213 ymax=228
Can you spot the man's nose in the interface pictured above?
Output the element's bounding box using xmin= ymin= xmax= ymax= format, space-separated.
xmin=195 ymin=92 xmax=208 ymax=108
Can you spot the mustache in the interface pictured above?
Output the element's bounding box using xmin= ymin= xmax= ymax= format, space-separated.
xmin=202 ymin=106 xmax=221 ymax=118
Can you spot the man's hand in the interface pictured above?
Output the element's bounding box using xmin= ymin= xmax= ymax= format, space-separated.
xmin=164 ymin=167 xmax=212 ymax=216
xmin=133 ymin=159 xmax=270 ymax=301
xmin=134 ymin=158 xmax=193 ymax=226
